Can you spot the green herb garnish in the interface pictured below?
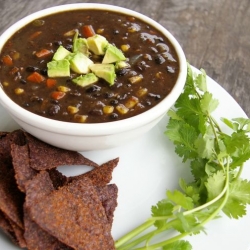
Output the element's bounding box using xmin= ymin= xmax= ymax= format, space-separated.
xmin=115 ymin=63 xmax=250 ymax=250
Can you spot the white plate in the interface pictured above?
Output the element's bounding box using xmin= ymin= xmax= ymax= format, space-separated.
xmin=0 ymin=68 xmax=249 ymax=250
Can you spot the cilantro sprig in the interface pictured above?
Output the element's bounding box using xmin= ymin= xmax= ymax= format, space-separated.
xmin=115 ymin=63 xmax=250 ymax=250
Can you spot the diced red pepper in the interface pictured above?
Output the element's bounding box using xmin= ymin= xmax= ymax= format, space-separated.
xmin=27 ymin=72 xmax=45 ymax=83
xmin=2 ymin=55 xmax=13 ymax=66
xmin=46 ymin=78 xmax=57 ymax=88
xmin=82 ymin=25 xmax=96 ymax=38
xmin=35 ymin=49 xmax=52 ymax=58
xmin=29 ymin=31 xmax=42 ymax=40
xmin=51 ymin=91 xmax=66 ymax=100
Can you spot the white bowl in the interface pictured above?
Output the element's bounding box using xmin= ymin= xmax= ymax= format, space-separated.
xmin=0 ymin=3 xmax=187 ymax=151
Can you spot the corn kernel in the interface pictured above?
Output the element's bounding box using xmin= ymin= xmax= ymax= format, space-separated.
xmin=57 ymin=86 xmax=71 ymax=92
xmin=11 ymin=51 xmax=20 ymax=60
xmin=14 ymin=88 xmax=24 ymax=95
xmin=116 ymin=104 xmax=129 ymax=114
xmin=74 ymin=114 xmax=88 ymax=123
xmin=103 ymin=105 xmax=114 ymax=114
xmin=156 ymin=71 xmax=164 ymax=79
xmin=97 ymin=28 xmax=104 ymax=34
xmin=137 ymin=88 xmax=148 ymax=97
xmin=64 ymin=29 xmax=77 ymax=37
xmin=125 ymin=96 xmax=139 ymax=108
xmin=121 ymin=44 xmax=130 ymax=52
xmin=67 ymin=106 xmax=79 ymax=114
xmin=129 ymin=75 xmax=143 ymax=84
xmin=3 ymin=81 xmax=9 ymax=87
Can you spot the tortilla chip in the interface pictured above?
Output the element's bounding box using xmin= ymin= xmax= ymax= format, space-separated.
xmin=25 ymin=171 xmax=115 ymax=250
xmin=0 ymin=210 xmax=13 ymax=236
xmin=0 ymin=162 xmax=24 ymax=229
xmin=69 ymin=158 xmax=119 ymax=186
xmin=0 ymin=130 xmax=26 ymax=163
xmin=24 ymin=132 xmax=99 ymax=170
xmin=8 ymin=220 xmax=26 ymax=248
xmin=0 ymin=209 xmax=26 ymax=248
xmin=96 ymin=184 xmax=118 ymax=224
xmin=23 ymin=207 xmax=73 ymax=250
xmin=11 ymin=144 xmax=37 ymax=193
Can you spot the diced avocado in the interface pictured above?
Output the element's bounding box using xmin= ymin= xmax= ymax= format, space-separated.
xmin=72 ymin=73 xmax=98 ymax=87
xmin=73 ymin=30 xmax=89 ymax=56
xmin=53 ymin=46 xmax=71 ymax=61
xmin=47 ymin=59 xmax=70 ymax=77
xmin=73 ymin=38 xmax=89 ymax=56
xmin=115 ymin=60 xmax=130 ymax=70
xmin=102 ymin=44 xmax=126 ymax=64
xmin=89 ymin=63 xmax=116 ymax=85
xmin=87 ymin=34 xmax=108 ymax=55
xmin=69 ymin=52 xmax=93 ymax=74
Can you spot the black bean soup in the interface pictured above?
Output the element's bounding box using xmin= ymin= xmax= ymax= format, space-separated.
xmin=0 ymin=10 xmax=179 ymax=123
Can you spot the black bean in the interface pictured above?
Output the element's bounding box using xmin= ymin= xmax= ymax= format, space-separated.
xmin=30 ymin=96 xmax=43 ymax=102
xmin=86 ymin=85 xmax=101 ymax=93
xmin=110 ymin=99 xmax=119 ymax=105
xmin=26 ymin=66 xmax=39 ymax=72
xmin=50 ymin=99 xmax=59 ymax=104
xmin=89 ymin=108 xmax=103 ymax=116
xmin=117 ymin=94 xmax=127 ymax=100
xmin=110 ymin=113 xmax=118 ymax=120
xmin=136 ymin=61 xmax=150 ymax=71
xmin=116 ymin=68 xmax=129 ymax=76
xmin=155 ymin=54 xmax=165 ymax=64
xmin=48 ymin=104 xmax=60 ymax=116
xmin=40 ymin=68 xmax=47 ymax=76
xmin=148 ymin=93 xmax=161 ymax=100
xmin=156 ymin=43 xmax=169 ymax=52
xmin=64 ymin=44 xmax=72 ymax=51
xmin=20 ymin=79 xmax=27 ymax=84
xmin=113 ymin=29 xmax=119 ymax=35
xmin=54 ymin=41 xmax=62 ymax=46
xmin=104 ymin=92 xmax=114 ymax=98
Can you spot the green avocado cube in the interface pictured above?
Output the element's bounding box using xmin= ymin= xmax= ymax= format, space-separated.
xmin=89 ymin=63 xmax=116 ymax=85
xmin=87 ymin=34 xmax=108 ymax=55
xmin=102 ymin=44 xmax=126 ymax=64
xmin=47 ymin=59 xmax=70 ymax=77
xmin=73 ymin=31 xmax=89 ymax=56
xmin=72 ymin=73 xmax=98 ymax=87
xmin=69 ymin=52 xmax=93 ymax=74
xmin=53 ymin=46 xmax=71 ymax=61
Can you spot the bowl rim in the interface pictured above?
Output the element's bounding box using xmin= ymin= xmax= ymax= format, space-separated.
xmin=0 ymin=3 xmax=187 ymax=136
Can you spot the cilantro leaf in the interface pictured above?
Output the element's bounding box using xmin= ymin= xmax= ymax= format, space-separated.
xmin=205 ymin=171 xmax=226 ymax=201
xmin=179 ymin=178 xmax=200 ymax=205
xmin=221 ymin=117 xmax=250 ymax=132
xmin=200 ymin=92 xmax=219 ymax=114
xmin=195 ymin=135 xmax=215 ymax=159
xmin=151 ymin=199 xmax=174 ymax=229
xmin=195 ymin=69 xmax=207 ymax=92
xmin=228 ymin=179 xmax=250 ymax=204
xmin=163 ymin=240 xmax=192 ymax=250
xmin=166 ymin=119 xmax=198 ymax=162
xmin=167 ymin=190 xmax=194 ymax=210
xmin=222 ymin=199 xmax=247 ymax=219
